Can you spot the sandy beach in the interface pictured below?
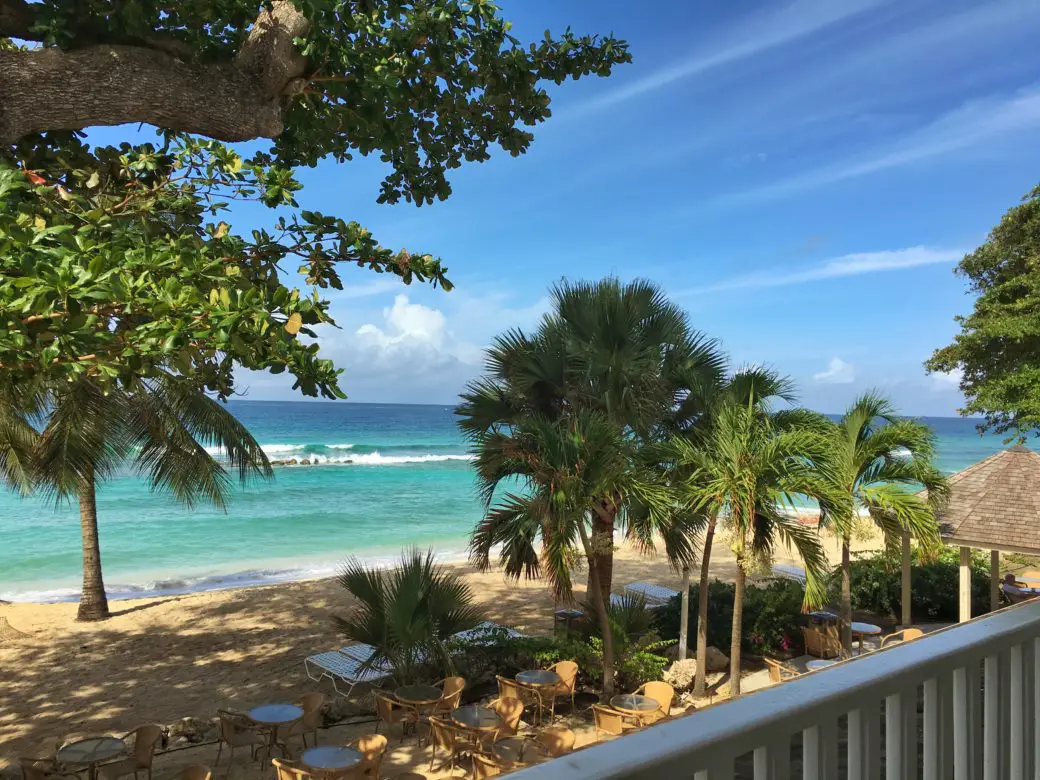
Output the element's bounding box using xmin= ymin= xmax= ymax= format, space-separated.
xmin=0 ymin=525 xmax=880 ymax=773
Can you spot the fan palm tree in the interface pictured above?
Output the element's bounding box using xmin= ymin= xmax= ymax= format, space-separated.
xmin=11 ymin=372 xmax=271 ymax=621
xmin=458 ymin=277 xmax=725 ymax=604
xmin=334 ymin=548 xmax=483 ymax=684
xmin=819 ymin=392 xmax=949 ymax=652
xmin=673 ymin=400 xmax=841 ymax=696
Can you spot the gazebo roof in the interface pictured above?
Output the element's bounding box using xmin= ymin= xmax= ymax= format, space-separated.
xmin=936 ymin=444 xmax=1040 ymax=554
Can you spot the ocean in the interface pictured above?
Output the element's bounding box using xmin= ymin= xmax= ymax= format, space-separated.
xmin=0 ymin=402 xmax=1027 ymax=602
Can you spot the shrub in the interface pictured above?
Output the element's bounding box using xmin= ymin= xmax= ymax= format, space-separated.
xmin=654 ymin=577 xmax=806 ymax=657
xmin=839 ymin=545 xmax=992 ymax=622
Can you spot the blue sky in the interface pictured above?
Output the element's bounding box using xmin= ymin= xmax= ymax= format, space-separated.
xmin=232 ymin=0 xmax=1040 ymax=415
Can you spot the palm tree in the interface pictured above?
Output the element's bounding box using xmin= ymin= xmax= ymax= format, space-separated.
xmin=17 ymin=372 xmax=271 ymax=621
xmin=334 ymin=548 xmax=483 ymax=684
xmin=464 ymin=409 xmax=676 ymax=694
xmin=458 ymin=277 xmax=725 ymax=604
xmin=819 ymin=392 xmax=949 ymax=653
xmin=673 ymin=400 xmax=839 ymax=696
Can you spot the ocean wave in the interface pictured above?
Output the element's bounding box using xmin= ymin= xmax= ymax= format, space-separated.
xmin=273 ymin=452 xmax=474 ymax=466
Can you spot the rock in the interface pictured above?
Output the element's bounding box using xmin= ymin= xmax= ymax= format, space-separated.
xmin=167 ymin=717 xmax=214 ymax=744
xmin=321 ymin=695 xmax=373 ymax=723
xmin=704 ymin=646 xmax=729 ymax=672
xmin=663 ymin=658 xmax=697 ymax=690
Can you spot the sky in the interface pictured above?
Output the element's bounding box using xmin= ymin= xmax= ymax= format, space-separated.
xmin=229 ymin=1 xmax=1040 ymax=414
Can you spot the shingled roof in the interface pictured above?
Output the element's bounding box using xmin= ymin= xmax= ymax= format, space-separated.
xmin=937 ymin=445 xmax=1040 ymax=554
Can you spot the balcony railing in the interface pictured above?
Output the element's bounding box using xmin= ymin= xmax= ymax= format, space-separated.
xmin=513 ymin=601 xmax=1040 ymax=779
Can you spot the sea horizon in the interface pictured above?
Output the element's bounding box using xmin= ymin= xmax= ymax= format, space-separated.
xmin=0 ymin=401 xmax=1030 ymax=604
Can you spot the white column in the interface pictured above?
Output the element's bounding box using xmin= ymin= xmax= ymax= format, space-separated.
xmin=990 ymin=550 xmax=1001 ymax=612
xmin=960 ymin=546 xmax=972 ymax=623
xmin=902 ymin=532 xmax=912 ymax=626
xmin=679 ymin=566 xmax=690 ymax=660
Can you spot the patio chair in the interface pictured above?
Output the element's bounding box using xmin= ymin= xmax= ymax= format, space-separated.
xmin=373 ymin=693 xmax=414 ymax=742
xmin=632 ymin=681 xmax=674 ymax=723
xmin=520 ymin=726 xmax=575 ymax=762
xmin=19 ymin=758 xmax=83 ymax=780
xmin=179 ymin=766 xmax=212 ymax=780
xmin=215 ymin=710 xmax=264 ymax=766
xmin=764 ymin=657 xmax=800 ymax=683
xmin=495 ymin=676 xmax=536 ymax=709
xmin=285 ymin=691 xmax=326 ymax=750
xmin=303 ymin=644 xmax=392 ymax=698
xmin=99 ymin=724 xmax=164 ymax=780
xmin=427 ymin=717 xmax=476 ymax=775
xmin=591 ymin=705 xmax=637 ymax=739
xmin=546 ymin=660 xmax=579 ymax=713
xmin=349 ymin=734 xmax=388 ymax=780
xmin=432 ymin=676 xmax=465 ymax=714
xmin=489 ymin=697 xmax=525 ymax=739
xmin=880 ymin=628 xmax=924 ymax=648
xmin=471 ymin=753 xmax=505 ymax=780
xmin=271 ymin=759 xmax=321 ymax=780
xmin=801 ymin=625 xmax=843 ymax=659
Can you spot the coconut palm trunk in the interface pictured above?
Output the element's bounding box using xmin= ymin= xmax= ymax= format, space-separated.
xmin=76 ymin=471 xmax=109 ymax=621
xmin=588 ymin=500 xmax=616 ymax=603
xmin=578 ymin=522 xmax=616 ymax=695
xmin=693 ymin=514 xmax=717 ymax=696
xmin=729 ymin=561 xmax=746 ymax=697
xmin=840 ymin=536 xmax=853 ymax=653
xmin=678 ymin=565 xmax=691 ymax=660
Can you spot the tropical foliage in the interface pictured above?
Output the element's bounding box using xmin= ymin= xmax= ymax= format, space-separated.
xmin=818 ymin=392 xmax=948 ymax=651
xmin=1 ymin=372 xmax=271 ymax=620
xmin=334 ymin=548 xmax=483 ymax=684
xmin=927 ymin=184 xmax=1040 ymax=440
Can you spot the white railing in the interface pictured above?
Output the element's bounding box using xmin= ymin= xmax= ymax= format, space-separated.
xmin=514 ymin=601 xmax=1040 ymax=779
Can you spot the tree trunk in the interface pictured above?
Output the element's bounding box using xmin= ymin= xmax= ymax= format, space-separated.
xmin=678 ymin=565 xmax=691 ymax=661
xmin=693 ymin=514 xmax=717 ymax=697
xmin=76 ymin=472 xmax=109 ymax=621
xmin=840 ymin=536 xmax=852 ymax=655
xmin=587 ymin=499 xmax=616 ymax=604
xmin=577 ymin=521 xmax=615 ymax=696
xmin=729 ymin=563 xmax=746 ymax=697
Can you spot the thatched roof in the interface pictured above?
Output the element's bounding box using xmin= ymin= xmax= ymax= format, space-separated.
xmin=937 ymin=445 xmax=1040 ymax=554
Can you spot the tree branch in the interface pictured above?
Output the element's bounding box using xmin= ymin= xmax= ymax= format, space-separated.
xmin=0 ymin=0 xmax=311 ymax=144
xmin=0 ymin=0 xmax=35 ymax=39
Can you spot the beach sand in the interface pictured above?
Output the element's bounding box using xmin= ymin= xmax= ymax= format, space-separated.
xmin=0 ymin=525 xmax=881 ymax=775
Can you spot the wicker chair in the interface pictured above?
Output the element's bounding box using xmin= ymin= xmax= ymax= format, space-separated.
xmin=349 ymin=734 xmax=388 ymax=780
xmin=433 ymin=676 xmax=466 ymax=714
xmin=271 ymin=759 xmax=321 ymax=780
xmin=373 ymin=693 xmax=413 ymax=742
xmin=546 ymin=660 xmax=579 ymax=712
xmin=632 ymin=681 xmax=674 ymax=723
xmin=19 ymin=758 xmax=83 ymax=780
xmin=591 ymin=705 xmax=636 ymax=739
xmin=520 ymin=726 xmax=576 ymax=762
xmin=427 ymin=717 xmax=476 ymax=775
xmin=99 ymin=724 xmax=164 ymax=780
xmin=215 ymin=710 xmax=264 ymax=766
xmin=179 ymin=766 xmax=211 ymax=780
xmin=764 ymin=657 xmax=800 ymax=683
xmin=880 ymin=628 xmax=924 ymax=648
xmin=471 ymin=753 xmax=504 ymax=780
xmin=801 ymin=625 xmax=843 ymax=659
xmin=285 ymin=692 xmax=326 ymax=750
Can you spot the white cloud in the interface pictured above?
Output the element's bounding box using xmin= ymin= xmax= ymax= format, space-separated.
xmin=814 ymin=358 xmax=856 ymax=384
xmin=330 ymin=278 xmax=410 ymax=300
xmin=681 ymin=246 xmax=961 ymax=295
xmin=930 ymin=367 xmax=964 ymax=392
xmin=567 ymin=0 xmax=880 ymax=116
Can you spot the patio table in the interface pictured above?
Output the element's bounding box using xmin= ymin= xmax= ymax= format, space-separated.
xmin=57 ymin=737 xmax=126 ymax=780
xmin=250 ymin=703 xmax=304 ymax=760
xmin=300 ymin=746 xmax=362 ymax=777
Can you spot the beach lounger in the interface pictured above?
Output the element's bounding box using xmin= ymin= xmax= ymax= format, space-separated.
xmin=771 ymin=564 xmax=807 ymax=584
xmin=622 ymin=582 xmax=679 ymax=605
xmin=452 ymin=620 xmax=526 ymax=644
xmin=304 ymin=650 xmax=391 ymax=698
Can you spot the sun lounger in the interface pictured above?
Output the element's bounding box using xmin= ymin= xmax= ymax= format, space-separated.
xmin=303 ymin=650 xmax=391 ymax=698
xmin=771 ymin=564 xmax=807 ymax=584
xmin=622 ymin=582 xmax=679 ymax=605
xmin=451 ymin=620 xmax=526 ymax=644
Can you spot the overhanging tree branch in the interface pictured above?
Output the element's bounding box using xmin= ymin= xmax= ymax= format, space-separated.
xmin=0 ymin=0 xmax=34 ymax=39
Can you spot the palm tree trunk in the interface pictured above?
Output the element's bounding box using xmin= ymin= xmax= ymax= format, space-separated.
xmin=588 ymin=499 xmax=615 ymax=604
xmin=577 ymin=521 xmax=615 ymax=696
xmin=729 ymin=563 xmax=746 ymax=697
xmin=678 ymin=565 xmax=690 ymax=660
xmin=840 ymin=536 xmax=852 ymax=655
xmin=76 ymin=472 xmax=109 ymax=621
xmin=693 ymin=514 xmax=717 ymax=697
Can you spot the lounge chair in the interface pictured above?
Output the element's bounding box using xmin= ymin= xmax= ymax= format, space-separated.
xmin=622 ymin=582 xmax=678 ymax=605
xmin=451 ymin=621 xmax=526 ymax=644
xmin=303 ymin=647 xmax=391 ymax=698
xmin=771 ymin=564 xmax=806 ymax=584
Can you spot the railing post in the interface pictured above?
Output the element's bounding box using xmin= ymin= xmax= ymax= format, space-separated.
xmin=886 ymin=692 xmax=903 ymax=779
xmin=923 ymin=677 xmax=939 ymax=780
xmin=1011 ymin=642 xmax=1025 ymax=779
xmin=984 ymin=654 xmax=999 ymax=780
xmin=954 ymin=666 xmax=971 ymax=780
xmin=753 ymin=740 xmax=791 ymax=780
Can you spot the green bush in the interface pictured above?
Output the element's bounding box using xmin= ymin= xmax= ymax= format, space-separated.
xmin=654 ymin=578 xmax=806 ymax=656
xmin=839 ymin=545 xmax=992 ymax=622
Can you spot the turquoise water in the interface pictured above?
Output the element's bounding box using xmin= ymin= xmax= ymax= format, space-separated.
xmin=0 ymin=402 xmax=1028 ymax=601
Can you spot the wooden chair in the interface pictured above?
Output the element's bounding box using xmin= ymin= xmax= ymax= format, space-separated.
xmin=880 ymin=628 xmax=924 ymax=648
xmin=546 ymin=660 xmax=579 ymax=712
xmin=349 ymin=734 xmax=388 ymax=780
xmin=215 ymin=710 xmax=264 ymax=766
xmin=99 ymin=724 xmax=164 ymax=780
xmin=286 ymin=691 xmax=326 ymax=750
xmin=591 ymin=705 xmax=636 ymax=739
xmin=19 ymin=758 xmax=83 ymax=780
xmin=801 ymin=625 xmax=843 ymax=659
xmin=433 ymin=676 xmax=465 ymax=714
xmin=764 ymin=657 xmax=800 ymax=683
xmin=179 ymin=766 xmax=212 ymax=780
xmin=373 ymin=693 xmax=413 ymax=742
xmin=632 ymin=681 xmax=674 ymax=723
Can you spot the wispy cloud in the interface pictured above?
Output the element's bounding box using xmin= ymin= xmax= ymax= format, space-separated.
xmin=680 ymin=246 xmax=962 ymax=295
xmin=814 ymin=357 xmax=856 ymax=384
xmin=711 ymin=88 xmax=1040 ymax=207
xmin=566 ymin=0 xmax=881 ymax=116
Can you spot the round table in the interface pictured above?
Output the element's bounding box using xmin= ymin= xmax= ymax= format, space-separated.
xmin=249 ymin=703 xmax=304 ymax=760
xmin=451 ymin=705 xmax=500 ymax=731
xmin=301 ymin=746 xmax=362 ymax=776
xmin=806 ymin=659 xmax=837 ymax=671
xmin=609 ymin=694 xmax=660 ymax=724
xmin=57 ymin=737 xmax=126 ymax=780
xmin=851 ymin=621 xmax=882 ymax=653
xmin=516 ymin=670 xmax=561 ymax=725
xmin=395 ymin=684 xmax=443 ymax=706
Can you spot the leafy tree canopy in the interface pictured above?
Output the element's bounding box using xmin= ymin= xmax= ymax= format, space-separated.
xmin=0 ymin=1 xmax=629 ymax=399
xmin=927 ymin=185 xmax=1040 ymax=439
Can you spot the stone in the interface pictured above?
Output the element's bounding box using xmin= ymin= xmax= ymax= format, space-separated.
xmin=704 ymin=646 xmax=729 ymax=672
xmin=167 ymin=716 xmax=215 ymax=744
xmin=663 ymin=658 xmax=697 ymax=690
